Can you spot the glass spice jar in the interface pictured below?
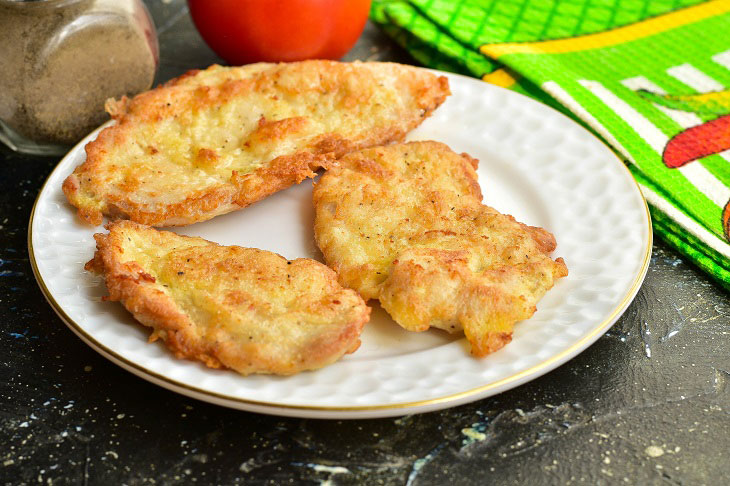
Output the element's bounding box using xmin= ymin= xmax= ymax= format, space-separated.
xmin=0 ymin=0 xmax=158 ymax=155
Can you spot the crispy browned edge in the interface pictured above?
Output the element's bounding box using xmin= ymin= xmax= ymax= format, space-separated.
xmin=62 ymin=61 xmax=451 ymax=226
xmin=86 ymin=221 xmax=371 ymax=375
xmin=313 ymin=140 xmax=568 ymax=357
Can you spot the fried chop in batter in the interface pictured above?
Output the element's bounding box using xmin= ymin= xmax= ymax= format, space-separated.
xmin=86 ymin=221 xmax=370 ymax=375
xmin=63 ymin=61 xmax=449 ymax=227
xmin=313 ymin=141 xmax=567 ymax=357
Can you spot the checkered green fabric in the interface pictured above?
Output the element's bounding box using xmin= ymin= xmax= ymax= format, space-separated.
xmin=371 ymin=0 xmax=730 ymax=290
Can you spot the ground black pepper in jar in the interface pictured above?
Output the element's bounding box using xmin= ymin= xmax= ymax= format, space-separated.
xmin=0 ymin=0 xmax=158 ymax=154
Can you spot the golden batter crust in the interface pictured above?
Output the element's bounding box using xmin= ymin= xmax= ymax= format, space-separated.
xmin=63 ymin=61 xmax=450 ymax=227
xmin=87 ymin=221 xmax=370 ymax=375
xmin=313 ymin=141 xmax=567 ymax=357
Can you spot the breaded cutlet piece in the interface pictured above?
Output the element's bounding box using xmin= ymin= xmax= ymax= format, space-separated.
xmin=63 ymin=61 xmax=450 ymax=227
xmin=313 ymin=141 xmax=567 ymax=357
xmin=86 ymin=221 xmax=370 ymax=375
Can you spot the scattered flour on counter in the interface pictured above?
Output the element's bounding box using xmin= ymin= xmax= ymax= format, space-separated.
xmin=309 ymin=464 xmax=350 ymax=475
xmin=645 ymin=445 xmax=664 ymax=457
xmin=406 ymin=444 xmax=444 ymax=486
xmin=290 ymin=463 xmax=351 ymax=486
xmin=461 ymin=421 xmax=488 ymax=447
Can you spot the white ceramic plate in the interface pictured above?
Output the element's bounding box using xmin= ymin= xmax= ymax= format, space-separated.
xmin=29 ymin=71 xmax=651 ymax=419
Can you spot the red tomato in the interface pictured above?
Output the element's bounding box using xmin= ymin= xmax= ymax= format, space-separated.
xmin=187 ymin=0 xmax=372 ymax=65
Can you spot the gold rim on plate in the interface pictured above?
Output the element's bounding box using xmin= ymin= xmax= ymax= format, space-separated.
xmin=27 ymin=71 xmax=653 ymax=414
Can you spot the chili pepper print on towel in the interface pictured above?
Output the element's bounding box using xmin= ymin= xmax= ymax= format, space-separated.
xmin=370 ymin=0 xmax=730 ymax=288
xmin=638 ymin=88 xmax=730 ymax=241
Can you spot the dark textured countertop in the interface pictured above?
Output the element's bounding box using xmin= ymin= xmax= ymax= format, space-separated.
xmin=2 ymin=2 xmax=729 ymax=484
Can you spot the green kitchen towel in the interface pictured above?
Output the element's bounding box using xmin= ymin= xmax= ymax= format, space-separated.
xmin=372 ymin=0 xmax=730 ymax=290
